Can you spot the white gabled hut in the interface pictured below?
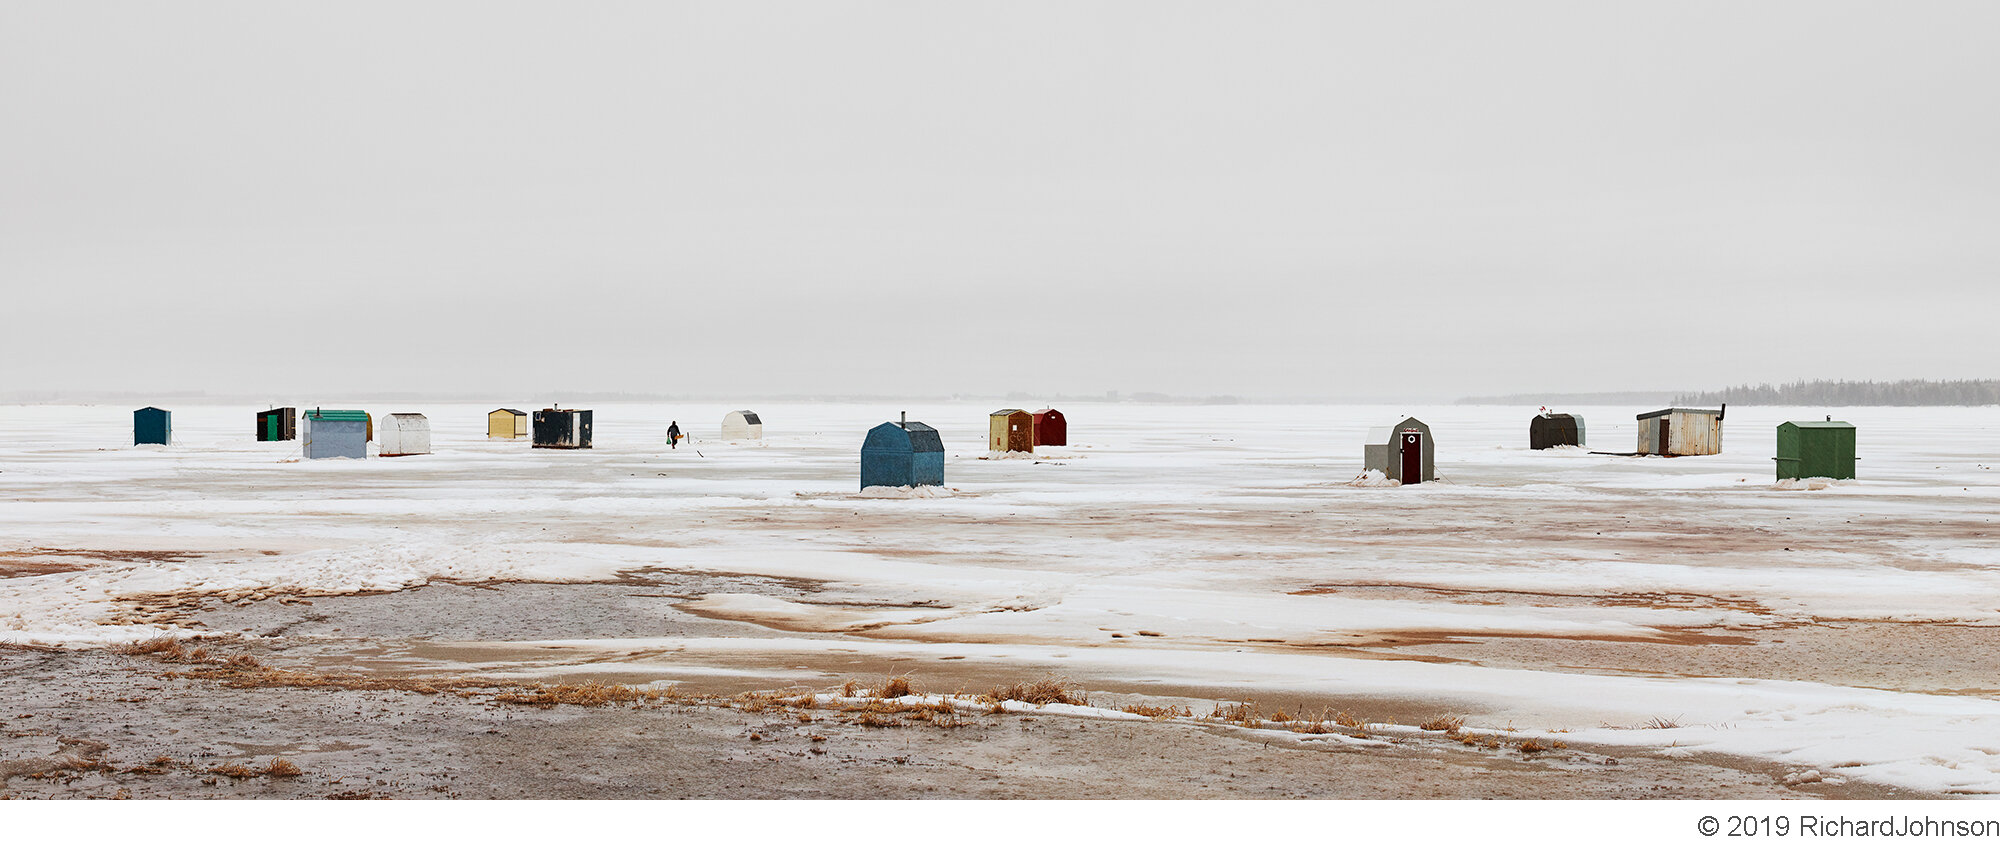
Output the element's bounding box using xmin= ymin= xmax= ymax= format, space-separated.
xmin=720 ymin=410 xmax=763 ymax=440
xmin=379 ymin=413 xmax=432 ymax=457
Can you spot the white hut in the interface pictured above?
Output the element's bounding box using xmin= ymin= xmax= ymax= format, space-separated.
xmin=720 ymin=410 xmax=763 ymax=440
xmin=378 ymin=413 xmax=432 ymax=457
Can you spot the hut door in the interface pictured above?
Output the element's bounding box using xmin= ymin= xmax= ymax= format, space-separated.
xmin=1400 ymin=430 xmax=1423 ymax=484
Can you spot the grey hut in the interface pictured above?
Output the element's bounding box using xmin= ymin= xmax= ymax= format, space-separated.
xmin=301 ymin=409 xmax=369 ymax=459
xmin=1363 ymin=417 xmax=1435 ymax=483
xmin=1636 ymin=406 xmax=1724 ymax=457
xmin=1529 ymin=413 xmax=1585 ymax=449
xmin=257 ymin=407 xmax=297 ymax=442
xmin=533 ymin=407 xmax=593 ymax=449
xmin=860 ymin=417 xmax=944 ymax=490
xmin=133 ymin=407 xmax=171 ymax=445
xmin=720 ymin=410 xmax=763 ymax=440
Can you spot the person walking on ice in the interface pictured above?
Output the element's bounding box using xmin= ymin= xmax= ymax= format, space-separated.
xmin=667 ymin=420 xmax=681 ymax=449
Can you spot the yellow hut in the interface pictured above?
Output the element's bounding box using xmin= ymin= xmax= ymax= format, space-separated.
xmin=488 ymin=408 xmax=529 ymax=439
xmin=988 ymin=409 xmax=1035 ymax=453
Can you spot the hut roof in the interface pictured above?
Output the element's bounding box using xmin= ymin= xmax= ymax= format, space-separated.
xmin=1781 ymin=420 xmax=1853 ymax=429
xmin=493 ymin=408 xmax=525 ymax=416
xmin=305 ymin=409 xmax=370 ymax=421
xmin=1638 ymin=407 xmax=1722 ymax=420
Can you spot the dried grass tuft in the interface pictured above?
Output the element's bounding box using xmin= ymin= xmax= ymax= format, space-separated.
xmin=115 ymin=636 xmax=187 ymax=659
xmin=1206 ymin=701 xmax=1262 ymax=727
xmin=491 ymin=682 xmax=671 ymax=709
xmin=875 ymin=674 xmax=917 ymax=699
xmin=263 ymin=758 xmax=302 ymax=777
xmin=988 ymin=676 xmax=1086 ymax=706
xmin=1120 ymin=703 xmax=1193 ymax=719
xmin=1419 ymin=715 xmax=1465 ymax=733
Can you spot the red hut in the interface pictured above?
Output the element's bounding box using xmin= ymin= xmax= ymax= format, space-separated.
xmin=1031 ymin=408 xmax=1067 ymax=446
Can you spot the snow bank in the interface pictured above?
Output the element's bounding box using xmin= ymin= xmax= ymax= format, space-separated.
xmin=855 ymin=485 xmax=958 ymax=499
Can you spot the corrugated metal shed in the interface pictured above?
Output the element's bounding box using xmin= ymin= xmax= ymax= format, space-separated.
xmin=488 ymin=408 xmax=528 ymax=438
xmin=861 ymin=420 xmax=944 ymax=489
xmin=721 ymin=410 xmax=764 ymax=440
xmin=257 ymin=408 xmax=296 ymax=442
xmin=533 ymin=408 xmax=593 ymax=449
xmin=301 ymin=409 xmax=369 ymax=459
xmin=133 ymin=407 xmax=171 ymax=446
xmin=1636 ymin=407 xmax=1724 ymax=456
xmin=988 ymin=409 xmax=1034 ymax=452
xmin=1776 ymin=420 xmax=1856 ymax=481
xmin=1362 ymin=417 xmax=1435 ymax=483
xmin=1529 ymin=413 xmax=1585 ymax=449
xmin=1032 ymin=408 xmax=1066 ymax=446
xmin=379 ymin=413 xmax=432 ymax=457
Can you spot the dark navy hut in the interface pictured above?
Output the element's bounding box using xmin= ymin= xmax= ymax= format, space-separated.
xmin=861 ymin=415 xmax=944 ymax=490
xmin=533 ymin=407 xmax=593 ymax=449
xmin=133 ymin=407 xmax=171 ymax=445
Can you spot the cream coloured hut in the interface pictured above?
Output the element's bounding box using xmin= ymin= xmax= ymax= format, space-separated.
xmin=720 ymin=410 xmax=763 ymax=440
xmin=488 ymin=408 xmax=528 ymax=439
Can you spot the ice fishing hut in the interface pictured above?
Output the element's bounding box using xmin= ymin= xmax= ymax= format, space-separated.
xmin=1636 ymin=406 xmax=1724 ymax=457
xmin=532 ymin=407 xmax=593 ymax=449
xmin=133 ymin=407 xmax=171 ymax=445
xmin=378 ymin=413 xmax=431 ymax=457
xmin=1363 ymin=417 xmax=1435 ymax=483
xmin=301 ymin=409 xmax=369 ymax=459
xmin=256 ymin=407 xmax=296 ymax=442
xmin=720 ymin=410 xmax=763 ymax=440
xmin=1775 ymin=420 xmax=1856 ymax=481
xmin=988 ymin=409 xmax=1034 ymax=453
xmin=861 ymin=416 xmax=944 ymax=490
xmin=1032 ymin=408 xmax=1067 ymax=446
xmin=1529 ymin=412 xmax=1585 ymax=449
xmin=487 ymin=408 xmax=528 ymax=439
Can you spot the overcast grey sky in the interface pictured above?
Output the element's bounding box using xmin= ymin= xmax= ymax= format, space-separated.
xmin=4 ymin=2 xmax=1996 ymax=401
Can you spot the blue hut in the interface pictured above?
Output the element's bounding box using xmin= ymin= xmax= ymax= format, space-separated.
xmin=861 ymin=418 xmax=944 ymax=490
xmin=133 ymin=407 xmax=171 ymax=445
xmin=302 ymin=409 xmax=370 ymax=460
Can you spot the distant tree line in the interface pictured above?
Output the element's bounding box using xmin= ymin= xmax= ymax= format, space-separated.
xmin=1675 ymin=379 xmax=2000 ymax=406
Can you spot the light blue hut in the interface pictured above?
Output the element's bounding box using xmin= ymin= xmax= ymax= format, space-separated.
xmin=134 ymin=407 xmax=171 ymax=445
xmin=302 ymin=409 xmax=370 ymax=460
xmin=861 ymin=417 xmax=944 ymax=490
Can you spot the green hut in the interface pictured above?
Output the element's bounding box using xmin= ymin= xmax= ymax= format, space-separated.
xmin=1775 ymin=420 xmax=1856 ymax=481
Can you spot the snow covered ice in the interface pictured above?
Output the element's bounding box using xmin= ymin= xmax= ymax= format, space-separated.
xmin=4 ymin=400 xmax=1999 ymax=794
